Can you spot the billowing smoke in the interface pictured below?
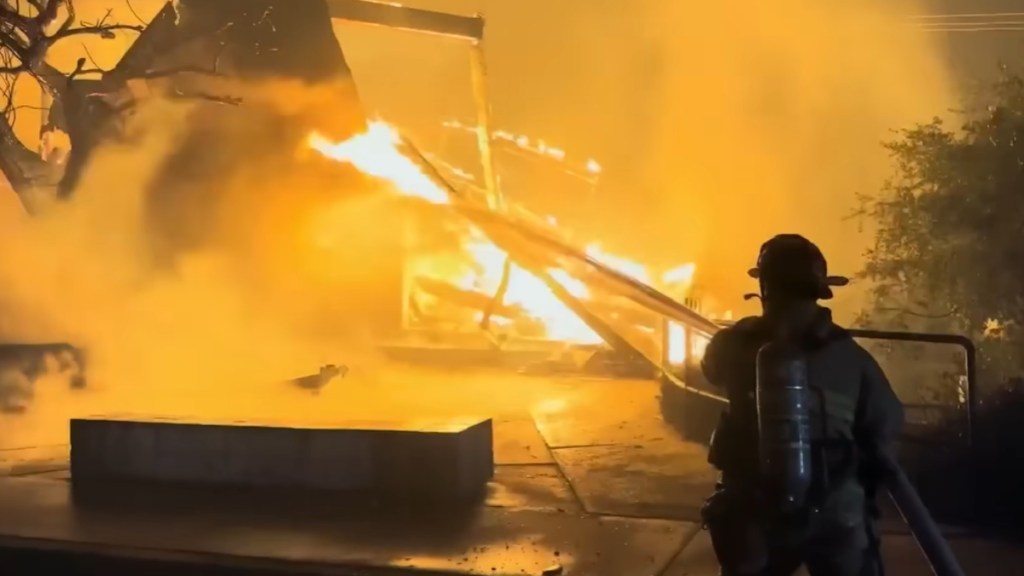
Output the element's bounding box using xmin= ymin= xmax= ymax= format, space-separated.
xmin=0 ymin=84 xmax=399 ymax=446
xmin=0 ymin=0 xmax=959 ymax=446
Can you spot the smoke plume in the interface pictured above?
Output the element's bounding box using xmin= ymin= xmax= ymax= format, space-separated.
xmin=0 ymin=84 xmax=398 ymax=446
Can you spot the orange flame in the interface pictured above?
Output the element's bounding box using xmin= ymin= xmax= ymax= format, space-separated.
xmin=308 ymin=123 xmax=450 ymax=205
xmin=308 ymin=121 xmax=696 ymax=345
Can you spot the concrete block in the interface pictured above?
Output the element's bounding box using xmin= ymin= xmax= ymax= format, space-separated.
xmin=70 ymin=415 xmax=494 ymax=498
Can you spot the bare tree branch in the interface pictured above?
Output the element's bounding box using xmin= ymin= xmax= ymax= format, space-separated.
xmin=65 ymin=56 xmax=97 ymax=80
xmin=123 ymin=0 xmax=146 ymax=27
xmin=170 ymin=88 xmax=241 ymax=106
xmin=140 ymin=65 xmax=225 ymax=80
xmin=78 ymin=42 xmax=106 ymax=75
xmin=0 ymin=0 xmax=147 ymax=201
xmin=51 ymin=22 xmax=142 ymax=41
xmin=0 ymin=1 xmax=143 ymax=78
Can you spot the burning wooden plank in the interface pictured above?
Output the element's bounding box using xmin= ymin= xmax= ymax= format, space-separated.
xmin=413 ymin=276 xmax=528 ymax=321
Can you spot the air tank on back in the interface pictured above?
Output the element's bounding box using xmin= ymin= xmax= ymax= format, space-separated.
xmin=756 ymin=338 xmax=813 ymax=513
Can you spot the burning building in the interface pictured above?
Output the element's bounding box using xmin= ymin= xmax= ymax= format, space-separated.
xmin=1 ymin=0 xmax=721 ymax=397
xmin=306 ymin=115 xmax=715 ymax=380
xmin=230 ymin=0 xmax=714 ymax=374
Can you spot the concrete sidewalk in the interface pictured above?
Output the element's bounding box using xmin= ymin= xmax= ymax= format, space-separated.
xmin=0 ymin=373 xmax=1021 ymax=575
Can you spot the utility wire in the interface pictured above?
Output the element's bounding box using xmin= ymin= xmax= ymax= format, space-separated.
xmin=905 ymin=12 xmax=1024 ymax=32
xmin=907 ymin=12 xmax=1024 ymax=20
xmin=917 ymin=27 xmax=1024 ymax=33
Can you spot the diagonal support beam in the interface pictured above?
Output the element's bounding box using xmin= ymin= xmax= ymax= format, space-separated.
xmin=463 ymin=206 xmax=722 ymax=335
xmin=402 ymin=138 xmax=666 ymax=370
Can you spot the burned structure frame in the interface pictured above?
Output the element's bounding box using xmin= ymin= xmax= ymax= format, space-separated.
xmin=327 ymin=0 xmax=502 ymax=210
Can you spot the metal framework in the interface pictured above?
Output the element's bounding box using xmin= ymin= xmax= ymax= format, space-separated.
xmin=847 ymin=329 xmax=976 ymax=446
xmin=665 ymin=320 xmax=977 ymax=446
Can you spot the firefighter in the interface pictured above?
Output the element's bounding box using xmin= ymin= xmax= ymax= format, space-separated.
xmin=700 ymin=234 xmax=904 ymax=576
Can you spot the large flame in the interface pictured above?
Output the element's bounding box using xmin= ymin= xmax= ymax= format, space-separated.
xmin=308 ymin=123 xmax=449 ymax=205
xmin=308 ymin=121 xmax=695 ymax=346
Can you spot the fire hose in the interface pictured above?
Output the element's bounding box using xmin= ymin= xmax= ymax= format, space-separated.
xmin=881 ymin=449 xmax=967 ymax=576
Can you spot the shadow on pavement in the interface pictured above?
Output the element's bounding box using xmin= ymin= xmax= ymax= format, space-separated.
xmin=657 ymin=377 xmax=724 ymax=448
xmin=71 ymin=480 xmax=486 ymax=536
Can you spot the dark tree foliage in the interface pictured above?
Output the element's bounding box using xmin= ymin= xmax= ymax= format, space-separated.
xmin=860 ymin=70 xmax=1024 ymax=392
xmin=862 ymin=70 xmax=1024 ymax=528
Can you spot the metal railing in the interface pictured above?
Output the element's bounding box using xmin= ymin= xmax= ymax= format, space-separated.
xmin=660 ymin=321 xmax=976 ymax=447
xmin=848 ymin=329 xmax=976 ymax=448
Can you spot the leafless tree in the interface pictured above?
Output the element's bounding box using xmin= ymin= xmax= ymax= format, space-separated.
xmin=0 ymin=0 xmax=143 ymax=206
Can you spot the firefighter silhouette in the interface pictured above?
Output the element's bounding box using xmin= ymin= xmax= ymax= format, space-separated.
xmin=700 ymin=234 xmax=904 ymax=576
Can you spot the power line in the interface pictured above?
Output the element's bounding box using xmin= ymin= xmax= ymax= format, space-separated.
xmin=915 ymin=21 xmax=1024 ymax=26
xmin=916 ymin=26 xmax=1024 ymax=33
xmin=907 ymin=12 xmax=1024 ymax=20
xmin=905 ymin=12 xmax=1024 ymax=32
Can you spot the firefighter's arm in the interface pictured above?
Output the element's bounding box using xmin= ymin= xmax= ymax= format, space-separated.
xmin=854 ymin=352 xmax=905 ymax=477
xmin=699 ymin=328 xmax=734 ymax=389
xmin=857 ymin=354 xmax=904 ymax=444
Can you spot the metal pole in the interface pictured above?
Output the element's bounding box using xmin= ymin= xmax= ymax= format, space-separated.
xmin=880 ymin=450 xmax=968 ymax=576
xmin=468 ymin=39 xmax=503 ymax=211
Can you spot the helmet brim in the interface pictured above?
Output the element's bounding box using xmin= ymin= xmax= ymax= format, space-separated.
xmin=748 ymin=267 xmax=850 ymax=300
xmin=748 ymin=267 xmax=849 ymax=285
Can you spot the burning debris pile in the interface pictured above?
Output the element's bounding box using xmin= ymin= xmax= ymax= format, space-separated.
xmin=309 ymin=121 xmax=699 ymax=357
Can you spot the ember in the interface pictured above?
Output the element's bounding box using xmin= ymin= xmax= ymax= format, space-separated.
xmin=441 ymin=119 xmax=602 ymax=179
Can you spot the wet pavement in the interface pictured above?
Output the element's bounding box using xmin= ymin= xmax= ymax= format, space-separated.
xmin=0 ymin=369 xmax=1022 ymax=575
xmin=0 ymin=475 xmax=696 ymax=576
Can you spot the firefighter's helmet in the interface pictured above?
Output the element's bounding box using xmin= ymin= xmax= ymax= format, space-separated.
xmin=748 ymin=234 xmax=848 ymax=300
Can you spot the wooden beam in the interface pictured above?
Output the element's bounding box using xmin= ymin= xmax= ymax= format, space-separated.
xmin=327 ymin=0 xmax=484 ymax=41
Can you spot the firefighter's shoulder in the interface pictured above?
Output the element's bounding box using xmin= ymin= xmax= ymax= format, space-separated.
xmin=713 ymin=316 xmax=764 ymax=342
xmin=826 ymin=325 xmax=879 ymax=366
xmin=705 ymin=316 xmax=763 ymax=357
xmin=821 ymin=325 xmax=894 ymax=387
